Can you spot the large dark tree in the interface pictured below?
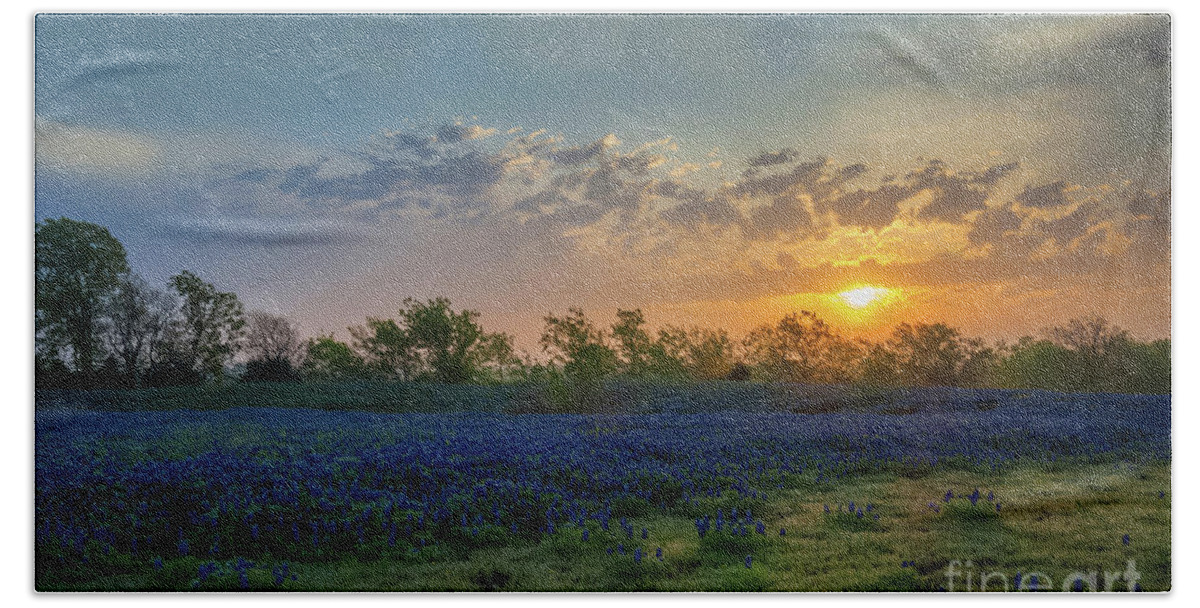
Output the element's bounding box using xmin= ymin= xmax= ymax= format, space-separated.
xmin=35 ymin=217 xmax=130 ymax=382
xmin=242 ymin=311 xmax=304 ymax=383
xmin=743 ymin=311 xmax=859 ymax=383
xmin=541 ymin=307 xmax=618 ymax=384
xmin=400 ymin=297 xmax=516 ymax=383
xmin=245 ymin=311 xmax=303 ymax=364
xmin=106 ymin=274 xmax=177 ymax=387
xmin=888 ymin=322 xmax=966 ymax=387
xmin=169 ymin=270 xmax=246 ymax=381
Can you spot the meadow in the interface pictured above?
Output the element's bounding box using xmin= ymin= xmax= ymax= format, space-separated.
xmin=35 ymin=383 xmax=1171 ymax=591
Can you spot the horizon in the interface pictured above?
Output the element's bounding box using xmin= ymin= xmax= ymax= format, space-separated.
xmin=34 ymin=14 xmax=1172 ymax=354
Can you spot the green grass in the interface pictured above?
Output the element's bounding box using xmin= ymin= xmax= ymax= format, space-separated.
xmin=39 ymin=460 xmax=1170 ymax=592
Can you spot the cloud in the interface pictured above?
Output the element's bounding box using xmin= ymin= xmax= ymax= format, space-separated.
xmin=908 ymin=160 xmax=1019 ymax=222
xmin=226 ymin=127 xmax=512 ymax=216
xmin=99 ymin=122 xmax=1165 ymax=299
xmin=967 ymin=205 xmax=1022 ymax=246
xmin=551 ymin=133 xmax=621 ymax=165
xmin=746 ymin=148 xmax=800 ymax=168
xmin=740 ymin=197 xmax=813 ymax=241
xmin=1127 ymin=188 xmax=1170 ymax=234
xmin=1015 ymin=180 xmax=1070 ymax=208
xmin=823 ymin=183 xmax=912 ymax=230
xmin=163 ymin=218 xmax=357 ymax=248
xmin=436 ymin=123 xmax=498 ymax=143
xmin=35 ymin=119 xmax=162 ymax=176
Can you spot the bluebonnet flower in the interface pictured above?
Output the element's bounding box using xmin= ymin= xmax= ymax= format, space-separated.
xmin=641 ymin=528 xmax=648 ymax=539
xmin=1122 ymin=534 xmax=1130 ymax=546
xmin=634 ymin=548 xmax=642 ymax=564
xmin=197 ymin=562 xmax=217 ymax=583
xmin=656 ymin=547 xmax=663 ymax=561
xmin=745 ymin=555 xmax=753 ymax=569
xmin=779 ymin=528 xmax=786 ymax=536
xmin=272 ymin=563 xmax=290 ymax=586
xmin=582 ymin=529 xmax=589 ymax=541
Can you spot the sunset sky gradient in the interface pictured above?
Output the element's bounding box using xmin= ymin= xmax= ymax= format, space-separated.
xmin=34 ymin=14 xmax=1171 ymax=352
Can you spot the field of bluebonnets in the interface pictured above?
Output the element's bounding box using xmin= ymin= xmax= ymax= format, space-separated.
xmin=34 ymin=381 xmax=1170 ymax=592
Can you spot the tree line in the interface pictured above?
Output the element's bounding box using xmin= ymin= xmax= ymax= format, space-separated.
xmin=35 ymin=217 xmax=1170 ymax=394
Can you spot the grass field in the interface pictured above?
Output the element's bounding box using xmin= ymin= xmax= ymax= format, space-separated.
xmin=35 ymin=383 xmax=1170 ymax=592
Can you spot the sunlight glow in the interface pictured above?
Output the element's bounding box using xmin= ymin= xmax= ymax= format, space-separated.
xmin=838 ymin=286 xmax=890 ymax=309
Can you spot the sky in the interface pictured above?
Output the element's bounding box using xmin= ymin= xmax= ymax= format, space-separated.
xmin=33 ymin=13 xmax=1172 ymax=353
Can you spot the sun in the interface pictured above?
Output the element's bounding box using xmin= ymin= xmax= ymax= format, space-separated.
xmin=837 ymin=286 xmax=890 ymax=309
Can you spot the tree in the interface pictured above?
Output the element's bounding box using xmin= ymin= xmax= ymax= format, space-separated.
xmin=743 ymin=311 xmax=857 ymax=383
xmin=169 ymin=270 xmax=246 ymax=381
xmin=888 ymin=322 xmax=965 ymax=387
xmin=302 ymin=336 xmax=369 ymax=381
xmin=35 ymin=217 xmax=130 ymax=382
xmin=857 ymin=342 xmax=900 ymax=387
xmin=245 ymin=311 xmax=303 ymax=363
xmin=1046 ymin=316 xmax=1131 ymax=392
xmin=665 ymin=326 xmax=736 ymax=380
xmin=541 ymin=308 xmax=618 ymax=383
xmin=242 ymin=311 xmax=304 ymax=382
xmin=350 ymin=318 xmax=418 ymax=380
xmin=997 ymin=337 xmax=1073 ymax=392
xmin=399 ymin=297 xmax=516 ymax=383
xmin=1048 ymin=316 xmax=1129 ymax=361
xmin=348 ymin=298 xmax=517 ymax=383
xmin=957 ymin=337 xmax=1002 ymax=388
xmin=611 ymin=309 xmax=655 ymax=377
xmin=105 ymin=274 xmax=177 ymax=387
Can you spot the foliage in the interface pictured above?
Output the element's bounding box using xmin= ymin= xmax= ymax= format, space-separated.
xmin=242 ymin=357 xmax=302 ymax=383
xmin=169 ymin=271 xmax=247 ymax=381
xmin=245 ymin=311 xmax=303 ymax=365
xmin=347 ymin=298 xmax=518 ymax=383
xmin=351 ymin=318 xmax=419 ymax=380
xmin=105 ymin=274 xmax=178 ymax=387
xmin=540 ymin=308 xmax=619 ymax=386
xmin=32 ymin=218 xmax=1170 ymax=394
xmin=743 ymin=311 xmax=860 ymax=384
xmin=35 ymin=217 xmax=130 ymax=380
xmin=400 ymin=297 xmax=519 ymax=383
xmin=887 ymin=322 xmax=966 ymax=387
xmin=998 ymin=320 xmax=1169 ymax=395
xmin=303 ymin=336 xmax=371 ymax=381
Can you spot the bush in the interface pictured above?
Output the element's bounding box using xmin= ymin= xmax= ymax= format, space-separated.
xmin=242 ymin=357 xmax=302 ymax=383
